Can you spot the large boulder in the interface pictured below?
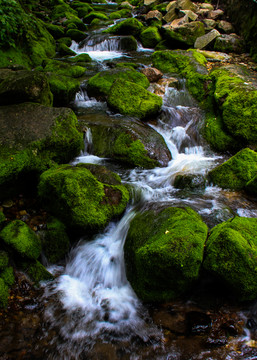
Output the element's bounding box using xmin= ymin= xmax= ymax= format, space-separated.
xmin=214 ymin=34 xmax=245 ymax=54
xmin=103 ymin=18 xmax=144 ymax=37
xmin=87 ymin=68 xmax=149 ymax=98
xmin=140 ymin=26 xmax=162 ymax=48
xmin=124 ymin=206 xmax=208 ymax=302
xmin=107 ymin=79 xmax=163 ymax=120
xmin=42 ymin=59 xmax=86 ymax=78
xmin=194 ymin=29 xmax=220 ymax=50
xmin=47 ymin=73 xmax=80 ymax=106
xmin=208 ymin=148 xmax=257 ymax=191
xmin=204 ymin=217 xmax=257 ymax=301
xmin=80 ymin=113 xmax=171 ymax=168
xmin=0 ymin=103 xmax=83 ymax=199
xmin=38 ymin=164 xmax=130 ymax=232
xmin=0 ymin=70 xmax=53 ymax=106
xmin=163 ymin=21 xmax=205 ymax=48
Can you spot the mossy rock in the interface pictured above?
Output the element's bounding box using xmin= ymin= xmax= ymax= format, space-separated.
xmin=245 ymin=174 xmax=257 ymax=197
xmin=140 ymin=26 xmax=162 ymax=48
xmin=77 ymin=5 xmax=94 ymax=17
xmin=87 ymin=68 xmax=150 ymax=98
xmin=124 ymin=206 xmax=208 ymax=302
xmin=104 ymin=18 xmax=143 ymax=37
xmin=208 ymin=148 xmax=257 ymax=191
xmin=22 ymin=260 xmax=53 ymax=285
xmin=201 ymin=113 xmax=241 ymax=153
xmin=51 ymin=3 xmax=78 ymax=20
xmin=204 ymin=217 xmax=257 ymax=301
xmin=0 ymin=278 xmax=9 ymax=308
xmin=80 ymin=114 xmax=171 ymax=168
xmin=0 ymin=103 xmax=83 ymax=199
xmin=163 ymin=21 xmax=205 ymax=48
xmin=58 ymin=37 xmax=72 ymax=47
xmin=40 ymin=217 xmax=70 ymax=264
xmin=119 ymin=36 xmax=138 ymax=51
xmin=43 ymin=59 xmax=85 ymax=78
xmin=0 ymin=220 xmax=41 ymax=260
xmin=38 ymin=164 xmax=130 ymax=232
xmin=63 ymin=16 xmax=87 ymax=31
xmin=109 ymin=11 xmax=122 ymax=19
xmin=0 ymin=266 xmax=15 ymax=287
xmin=174 ymin=174 xmax=206 ymax=190
xmin=214 ymin=34 xmax=245 ymax=54
xmin=0 ymin=251 xmax=9 ymax=271
xmin=66 ymin=53 xmax=92 ymax=64
xmin=107 ymin=79 xmax=162 ymax=120
xmin=66 ymin=28 xmax=87 ymax=42
xmin=0 ymin=70 xmax=53 ymax=106
xmin=45 ymin=23 xmax=65 ymax=39
xmin=83 ymin=11 xmax=108 ymax=23
xmin=47 ymin=73 xmax=80 ymax=106
xmin=57 ymin=42 xmax=77 ymax=56
xmin=152 ymin=49 xmax=208 ymax=103
xmin=0 ymin=212 xmax=6 ymax=226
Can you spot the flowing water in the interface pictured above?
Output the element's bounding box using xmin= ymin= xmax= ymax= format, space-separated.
xmin=2 ymin=3 xmax=257 ymax=360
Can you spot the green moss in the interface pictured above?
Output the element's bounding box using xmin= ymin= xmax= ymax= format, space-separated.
xmin=0 ymin=267 xmax=15 ymax=287
xmin=113 ymin=133 xmax=158 ymax=168
xmin=0 ymin=212 xmax=5 ymax=225
xmin=83 ymin=11 xmax=108 ymax=23
xmin=63 ymin=16 xmax=87 ymax=31
xmin=0 ymin=251 xmax=8 ymax=271
xmin=202 ymin=112 xmax=241 ymax=153
xmin=38 ymin=164 xmax=129 ymax=232
xmin=107 ymin=79 xmax=162 ymax=120
xmin=163 ymin=22 xmax=205 ymax=47
xmin=43 ymin=59 xmax=85 ymax=78
xmin=140 ymin=26 xmax=162 ymax=48
xmin=41 ymin=217 xmax=70 ymax=263
xmin=245 ymin=174 xmax=257 ymax=197
xmin=47 ymin=73 xmax=80 ymax=106
xmin=87 ymin=68 xmax=150 ymax=98
xmin=152 ymin=50 xmax=208 ymax=102
xmin=0 ymin=220 xmax=41 ymax=259
xmin=66 ymin=29 xmax=87 ymax=42
xmin=58 ymin=37 xmax=72 ymax=47
xmin=51 ymin=4 xmax=78 ymax=20
xmin=22 ymin=260 xmax=53 ymax=284
xmin=0 ymin=278 xmax=9 ymax=308
xmin=109 ymin=11 xmax=122 ymax=19
xmin=58 ymin=42 xmax=77 ymax=56
xmin=204 ymin=217 xmax=257 ymax=301
xmin=45 ymin=23 xmax=65 ymax=39
xmin=103 ymin=18 xmax=143 ymax=37
xmin=66 ymin=54 xmax=92 ymax=63
xmin=0 ymin=47 xmax=31 ymax=69
xmin=208 ymin=148 xmax=257 ymax=190
xmin=125 ymin=206 xmax=208 ymax=302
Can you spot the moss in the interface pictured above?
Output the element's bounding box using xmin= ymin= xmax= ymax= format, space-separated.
xmin=87 ymin=68 xmax=150 ymax=98
xmin=163 ymin=22 xmax=205 ymax=48
xmin=0 ymin=47 xmax=31 ymax=69
xmin=41 ymin=217 xmax=70 ymax=263
xmin=109 ymin=11 xmax=122 ymax=19
xmin=47 ymin=73 xmax=80 ymax=106
xmin=0 ymin=278 xmax=9 ymax=308
xmin=245 ymin=174 xmax=257 ymax=197
xmin=113 ymin=133 xmax=159 ymax=168
xmin=0 ymin=251 xmax=8 ymax=271
xmin=44 ymin=23 xmax=65 ymax=39
xmin=43 ymin=59 xmax=85 ymax=78
xmin=83 ymin=11 xmax=108 ymax=23
xmin=58 ymin=37 xmax=72 ymax=47
xmin=204 ymin=217 xmax=257 ymax=301
xmin=202 ymin=112 xmax=241 ymax=153
xmin=107 ymin=79 xmax=163 ymax=120
xmin=58 ymin=42 xmax=77 ymax=56
xmin=38 ymin=164 xmax=130 ymax=232
xmin=124 ymin=206 xmax=208 ymax=302
xmin=77 ymin=5 xmax=94 ymax=17
xmin=0 ymin=267 xmax=15 ymax=287
xmin=66 ymin=29 xmax=87 ymax=42
xmin=63 ymin=16 xmax=87 ymax=31
xmin=103 ymin=18 xmax=143 ymax=37
xmin=0 ymin=220 xmax=41 ymax=260
xmin=208 ymin=148 xmax=257 ymax=191
xmin=152 ymin=50 xmax=208 ymax=103
xmin=22 ymin=260 xmax=53 ymax=285
xmin=140 ymin=26 xmax=162 ymax=48
xmin=51 ymin=4 xmax=78 ymax=20
xmin=0 ymin=212 xmax=5 ymax=225
xmin=66 ymin=54 xmax=92 ymax=63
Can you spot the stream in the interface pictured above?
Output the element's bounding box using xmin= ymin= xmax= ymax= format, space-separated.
xmin=1 ymin=2 xmax=257 ymax=359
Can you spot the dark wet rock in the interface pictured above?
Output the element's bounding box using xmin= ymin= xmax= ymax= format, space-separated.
xmin=186 ymin=311 xmax=212 ymax=335
xmin=0 ymin=70 xmax=52 ymax=106
xmin=140 ymin=67 xmax=163 ymax=82
xmin=214 ymin=34 xmax=245 ymax=54
xmin=38 ymin=164 xmax=129 ymax=232
xmin=204 ymin=216 xmax=257 ymax=301
xmin=80 ymin=113 xmax=171 ymax=168
xmin=124 ymin=206 xmax=208 ymax=302
xmin=217 ymin=20 xmax=235 ymax=34
xmin=174 ymin=174 xmax=206 ymax=190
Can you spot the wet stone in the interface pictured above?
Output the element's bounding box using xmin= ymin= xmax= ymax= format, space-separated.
xmin=185 ymin=311 xmax=212 ymax=335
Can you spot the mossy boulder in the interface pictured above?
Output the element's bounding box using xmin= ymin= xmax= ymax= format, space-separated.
xmin=119 ymin=36 xmax=138 ymax=51
xmin=66 ymin=53 xmax=92 ymax=64
xmin=0 ymin=220 xmax=41 ymax=260
xmin=214 ymin=34 xmax=245 ymax=54
xmin=0 ymin=103 xmax=83 ymax=199
xmin=80 ymin=114 xmax=171 ymax=168
xmin=58 ymin=37 xmax=72 ymax=47
xmin=203 ymin=217 xmax=257 ymax=301
xmin=0 ymin=278 xmax=9 ymax=308
xmin=40 ymin=217 xmax=70 ymax=263
xmin=124 ymin=206 xmax=208 ymax=302
xmin=140 ymin=26 xmax=162 ymax=48
xmin=245 ymin=175 xmax=257 ymax=197
xmin=83 ymin=11 xmax=108 ymax=23
xmin=152 ymin=49 xmax=208 ymax=103
xmin=45 ymin=23 xmax=65 ymax=39
xmin=0 ymin=266 xmax=15 ymax=287
xmin=107 ymin=79 xmax=162 ymax=120
xmin=42 ymin=59 xmax=86 ymax=78
xmin=0 ymin=70 xmax=53 ymax=106
xmin=208 ymin=148 xmax=257 ymax=191
xmin=87 ymin=68 xmax=150 ymax=98
xmin=47 ymin=73 xmax=80 ymax=106
xmin=38 ymin=164 xmax=130 ymax=232
xmin=163 ymin=21 xmax=205 ymax=48
xmin=66 ymin=29 xmax=87 ymax=42
xmin=57 ymin=42 xmax=77 ymax=56
xmin=0 ymin=251 xmax=9 ymax=271
xmin=21 ymin=260 xmax=53 ymax=284
xmin=104 ymin=18 xmax=144 ymax=37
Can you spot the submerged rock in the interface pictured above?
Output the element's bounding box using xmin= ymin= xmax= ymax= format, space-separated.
xmin=107 ymin=79 xmax=163 ymax=120
xmin=38 ymin=164 xmax=130 ymax=232
xmin=124 ymin=206 xmax=208 ymax=302
xmin=204 ymin=216 xmax=257 ymax=301
xmin=208 ymin=148 xmax=257 ymax=191
xmin=80 ymin=114 xmax=171 ymax=168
